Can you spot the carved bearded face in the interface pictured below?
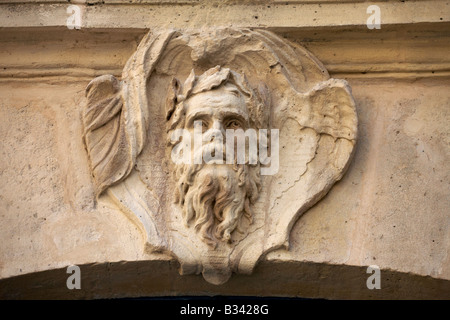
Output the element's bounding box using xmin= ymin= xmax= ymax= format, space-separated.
xmin=166 ymin=67 xmax=263 ymax=246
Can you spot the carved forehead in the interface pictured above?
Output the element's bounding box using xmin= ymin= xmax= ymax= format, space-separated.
xmin=184 ymin=84 xmax=248 ymax=119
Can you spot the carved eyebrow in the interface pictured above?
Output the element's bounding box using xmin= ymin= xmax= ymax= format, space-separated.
xmin=186 ymin=107 xmax=249 ymax=123
xmin=186 ymin=109 xmax=213 ymax=122
xmin=221 ymin=108 xmax=249 ymax=122
xmin=224 ymin=86 xmax=241 ymax=96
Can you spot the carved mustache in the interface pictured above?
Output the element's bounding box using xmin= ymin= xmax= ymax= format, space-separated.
xmin=193 ymin=142 xmax=228 ymax=164
xmin=191 ymin=142 xmax=257 ymax=165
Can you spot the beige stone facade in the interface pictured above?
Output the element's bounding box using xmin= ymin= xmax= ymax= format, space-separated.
xmin=0 ymin=0 xmax=449 ymax=299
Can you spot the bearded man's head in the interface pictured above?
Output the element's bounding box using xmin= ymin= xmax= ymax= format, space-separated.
xmin=165 ymin=66 xmax=269 ymax=246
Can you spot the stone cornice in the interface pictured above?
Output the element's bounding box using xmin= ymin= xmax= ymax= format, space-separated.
xmin=0 ymin=1 xmax=449 ymax=79
xmin=0 ymin=1 xmax=448 ymax=28
xmin=1 ymin=23 xmax=449 ymax=81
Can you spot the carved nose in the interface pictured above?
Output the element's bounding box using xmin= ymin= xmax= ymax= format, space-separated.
xmin=212 ymin=120 xmax=224 ymax=131
xmin=209 ymin=120 xmax=226 ymax=141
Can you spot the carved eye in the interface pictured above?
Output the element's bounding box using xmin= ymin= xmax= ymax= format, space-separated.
xmin=226 ymin=119 xmax=241 ymax=129
xmin=193 ymin=119 xmax=208 ymax=132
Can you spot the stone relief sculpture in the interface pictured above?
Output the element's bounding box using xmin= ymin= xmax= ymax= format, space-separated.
xmin=166 ymin=66 xmax=265 ymax=247
xmin=82 ymin=28 xmax=358 ymax=284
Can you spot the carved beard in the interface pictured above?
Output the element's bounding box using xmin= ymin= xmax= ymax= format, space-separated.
xmin=173 ymin=142 xmax=261 ymax=246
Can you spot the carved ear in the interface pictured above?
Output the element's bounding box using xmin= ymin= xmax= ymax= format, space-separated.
xmin=83 ymin=75 xmax=134 ymax=196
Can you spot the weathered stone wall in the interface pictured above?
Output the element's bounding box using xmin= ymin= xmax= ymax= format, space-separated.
xmin=0 ymin=1 xmax=449 ymax=299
